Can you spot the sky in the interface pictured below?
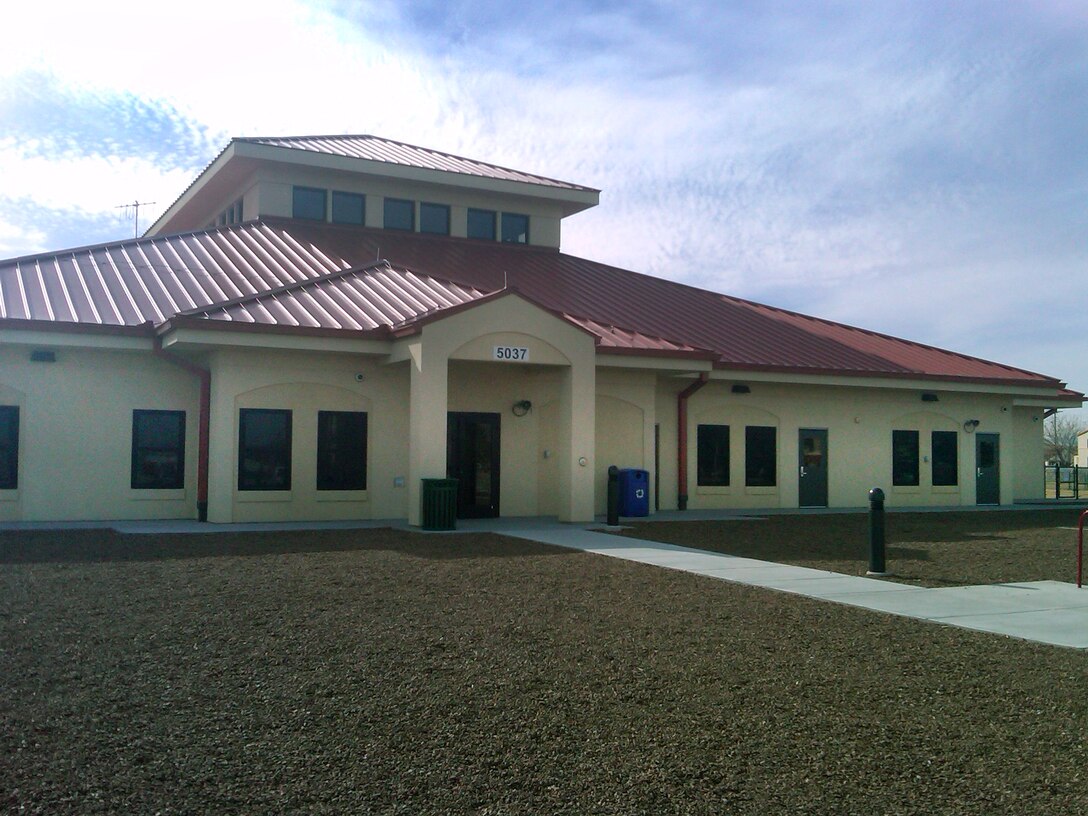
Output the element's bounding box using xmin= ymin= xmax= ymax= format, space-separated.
xmin=1 ymin=0 xmax=1085 ymax=423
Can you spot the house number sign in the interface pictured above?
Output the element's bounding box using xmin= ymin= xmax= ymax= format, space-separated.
xmin=493 ymin=346 xmax=530 ymax=361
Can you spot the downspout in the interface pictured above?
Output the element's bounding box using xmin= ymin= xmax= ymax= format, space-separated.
xmin=676 ymin=373 xmax=709 ymax=511
xmin=153 ymin=337 xmax=211 ymax=522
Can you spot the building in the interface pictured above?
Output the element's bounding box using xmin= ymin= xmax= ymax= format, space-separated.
xmin=1077 ymin=430 xmax=1088 ymax=468
xmin=0 ymin=135 xmax=1082 ymax=524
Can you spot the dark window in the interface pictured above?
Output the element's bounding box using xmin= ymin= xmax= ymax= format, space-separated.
xmin=317 ymin=411 xmax=368 ymax=490
xmin=384 ymin=198 xmax=414 ymax=231
xmin=331 ymin=191 xmax=365 ymax=225
xmin=892 ymin=430 xmax=920 ymax=486
xmin=292 ymin=186 xmax=326 ymax=221
xmin=500 ymin=212 xmax=529 ymax=244
xmin=745 ymin=426 xmax=777 ymax=487
xmin=238 ymin=409 xmax=292 ymax=491
xmin=467 ymin=208 xmax=496 ymax=240
xmin=419 ymin=202 xmax=450 ymax=235
xmin=932 ymin=431 xmax=958 ymax=486
xmin=131 ymin=410 xmax=185 ymax=489
xmin=697 ymin=424 xmax=730 ymax=486
xmin=0 ymin=405 xmax=18 ymax=490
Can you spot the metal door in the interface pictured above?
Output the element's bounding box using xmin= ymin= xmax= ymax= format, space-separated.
xmin=975 ymin=433 xmax=1000 ymax=505
xmin=798 ymin=428 xmax=829 ymax=507
xmin=447 ymin=412 xmax=501 ymax=518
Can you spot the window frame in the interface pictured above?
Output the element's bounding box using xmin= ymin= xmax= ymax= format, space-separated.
xmin=419 ymin=202 xmax=450 ymax=235
xmin=383 ymin=198 xmax=415 ymax=231
xmin=0 ymin=405 xmax=19 ymax=490
xmin=892 ymin=430 xmax=920 ymax=486
xmin=745 ymin=425 xmax=777 ymax=487
xmin=467 ymin=208 xmax=497 ymax=240
xmin=238 ymin=408 xmax=293 ymax=491
xmin=696 ymin=424 xmax=731 ymax=487
xmin=331 ymin=191 xmax=365 ymax=225
xmin=292 ymin=186 xmax=327 ymax=222
xmin=131 ymin=409 xmax=186 ymax=490
xmin=317 ymin=411 xmax=368 ymax=491
xmin=931 ymin=430 xmax=958 ymax=487
xmin=500 ymin=212 xmax=530 ymax=244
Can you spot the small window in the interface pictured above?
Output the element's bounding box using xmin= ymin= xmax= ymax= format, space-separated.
xmin=500 ymin=212 xmax=529 ymax=244
xmin=384 ymin=198 xmax=415 ymax=231
xmin=331 ymin=191 xmax=365 ymax=225
xmin=292 ymin=186 xmax=327 ymax=221
xmin=131 ymin=410 xmax=185 ymax=489
xmin=932 ymin=431 xmax=958 ymax=486
xmin=317 ymin=411 xmax=368 ymax=490
xmin=0 ymin=405 xmax=18 ymax=490
xmin=697 ymin=424 xmax=730 ymax=486
xmin=467 ymin=208 xmax=497 ymax=240
xmin=238 ymin=409 xmax=292 ymax=491
xmin=745 ymin=426 xmax=777 ymax=487
xmin=892 ymin=430 xmax=920 ymax=486
xmin=419 ymin=202 xmax=450 ymax=235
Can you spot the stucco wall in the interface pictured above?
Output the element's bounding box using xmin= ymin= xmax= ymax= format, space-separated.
xmin=0 ymin=345 xmax=200 ymax=521
xmin=205 ymin=348 xmax=409 ymax=524
xmin=662 ymin=378 xmax=1033 ymax=510
xmin=251 ymin=165 xmax=565 ymax=248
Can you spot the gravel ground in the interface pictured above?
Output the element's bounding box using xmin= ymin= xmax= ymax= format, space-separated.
xmin=3 ymin=524 xmax=1088 ymax=815
xmin=619 ymin=508 xmax=1088 ymax=587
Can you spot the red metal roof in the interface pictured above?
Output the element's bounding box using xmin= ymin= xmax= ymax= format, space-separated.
xmin=239 ymin=135 xmax=598 ymax=193
xmin=0 ymin=218 xmax=1073 ymax=391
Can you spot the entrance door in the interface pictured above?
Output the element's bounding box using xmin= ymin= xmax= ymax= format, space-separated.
xmin=798 ymin=428 xmax=829 ymax=507
xmin=976 ymin=433 xmax=1000 ymax=505
xmin=447 ymin=412 xmax=500 ymax=518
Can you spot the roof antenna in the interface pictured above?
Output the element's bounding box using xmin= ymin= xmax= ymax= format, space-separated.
xmin=115 ymin=200 xmax=156 ymax=239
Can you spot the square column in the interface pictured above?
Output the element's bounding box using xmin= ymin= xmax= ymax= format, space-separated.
xmin=407 ymin=340 xmax=450 ymax=526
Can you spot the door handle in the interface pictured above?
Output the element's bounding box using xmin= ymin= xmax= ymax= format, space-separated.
xmin=977 ymin=468 xmax=983 ymax=478
xmin=800 ymin=466 xmax=807 ymax=478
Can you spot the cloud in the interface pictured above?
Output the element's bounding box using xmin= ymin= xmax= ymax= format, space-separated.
xmin=0 ymin=0 xmax=1084 ymax=397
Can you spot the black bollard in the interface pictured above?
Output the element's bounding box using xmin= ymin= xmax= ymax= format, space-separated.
xmin=607 ymin=465 xmax=620 ymax=526
xmin=867 ymin=487 xmax=887 ymax=575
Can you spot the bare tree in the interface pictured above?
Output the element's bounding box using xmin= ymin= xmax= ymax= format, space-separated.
xmin=1044 ymin=412 xmax=1084 ymax=467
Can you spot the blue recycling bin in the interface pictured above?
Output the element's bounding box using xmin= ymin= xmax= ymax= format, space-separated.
xmin=617 ymin=468 xmax=650 ymax=517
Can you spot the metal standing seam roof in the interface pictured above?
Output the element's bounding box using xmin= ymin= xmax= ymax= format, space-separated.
xmin=0 ymin=217 xmax=1074 ymax=391
xmin=238 ymin=135 xmax=599 ymax=193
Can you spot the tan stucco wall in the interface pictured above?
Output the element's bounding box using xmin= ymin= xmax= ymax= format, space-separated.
xmin=594 ymin=370 xmax=658 ymax=514
xmin=1012 ymin=407 xmax=1044 ymax=500
xmin=205 ymin=348 xmax=408 ymax=524
xmin=664 ymin=378 xmax=1034 ymax=510
xmin=0 ymin=345 xmax=200 ymax=521
xmin=250 ymin=165 xmax=565 ymax=248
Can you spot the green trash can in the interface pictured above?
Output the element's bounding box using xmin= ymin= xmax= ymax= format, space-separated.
xmin=421 ymin=478 xmax=458 ymax=531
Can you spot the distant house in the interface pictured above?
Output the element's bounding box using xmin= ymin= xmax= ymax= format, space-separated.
xmin=1077 ymin=430 xmax=1088 ymax=468
xmin=0 ymin=134 xmax=1082 ymax=524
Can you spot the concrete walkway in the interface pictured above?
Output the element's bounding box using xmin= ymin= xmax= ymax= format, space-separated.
xmin=6 ymin=512 xmax=1088 ymax=649
xmin=499 ymin=524 xmax=1088 ymax=650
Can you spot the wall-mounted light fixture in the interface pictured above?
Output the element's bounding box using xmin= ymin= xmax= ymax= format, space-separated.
xmin=921 ymin=392 xmax=939 ymax=402
xmin=963 ymin=419 xmax=981 ymax=432
xmin=30 ymin=349 xmax=56 ymax=363
xmin=512 ymin=400 xmax=532 ymax=417
xmin=731 ymin=384 xmax=751 ymax=394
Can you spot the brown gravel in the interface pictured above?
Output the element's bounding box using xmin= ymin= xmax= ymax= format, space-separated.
xmin=3 ymin=524 xmax=1088 ymax=815
xmin=619 ymin=508 xmax=1088 ymax=587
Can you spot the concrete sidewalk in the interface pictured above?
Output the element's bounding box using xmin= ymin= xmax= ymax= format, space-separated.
xmin=501 ymin=524 xmax=1088 ymax=650
xmin=6 ymin=513 xmax=1087 ymax=649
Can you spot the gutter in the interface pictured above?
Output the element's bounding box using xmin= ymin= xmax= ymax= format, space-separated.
xmin=153 ymin=338 xmax=211 ymax=522
xmin=676 ymin=373 xmax=709 ymax=511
